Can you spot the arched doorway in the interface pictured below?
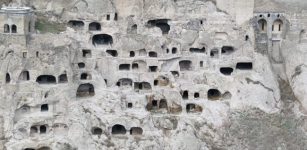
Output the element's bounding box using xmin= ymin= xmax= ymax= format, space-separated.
xmin=11 ymin=24 xmax=17 ymax=33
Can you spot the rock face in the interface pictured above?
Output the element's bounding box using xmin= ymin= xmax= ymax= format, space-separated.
xmin=0 ymin=0 xmax=306 ymax=150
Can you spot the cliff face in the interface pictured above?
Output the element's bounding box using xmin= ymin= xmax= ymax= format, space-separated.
xmin=0 ymin=0 xmax=306 ymax=150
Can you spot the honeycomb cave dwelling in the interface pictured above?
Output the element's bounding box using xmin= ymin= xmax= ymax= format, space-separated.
xmin=0 ymin=0 xmax=306 ymax=150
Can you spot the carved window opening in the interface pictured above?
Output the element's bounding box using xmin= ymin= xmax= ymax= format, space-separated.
xmin=119 ymin=64 xmax=130 ymax=70
xmin=78 ymin=62 xmax=85 ymax=68
xmin=80 ymin=73 xmax=92 ymax=80
xmin=182 ymin=90 xmax=189 ymax=99
xmin=6 ymin=73 xmax=10 ymax=83
xmin=236 ymin=62 xmax=253 ymax=70
xmin=40 ymin=125 xmax=47 ymax=134
xmin=149 ymin=51 xmax=157 ymax=57
xmin=82 ymin=49 xmax=92 ymax=58
xmin=149 ymin=66 xmax=158 ymax=72
xmin=41 ymin=104 xmax=48 ymax=112
xmin=130 ymin=51 xmax=135 ymax=57
xmin=130 ymin=127 xmax=143 ymax=135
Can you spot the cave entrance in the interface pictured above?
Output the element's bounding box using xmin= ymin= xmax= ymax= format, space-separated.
xmin=68 ymin=20 xmax=84 ymax=30
xmin=89 ymin=22 xmax=101 ymax=31
xmin=208 ymin=89 xmax=221 ymax=100
xmin=112 ymin=124 xmax=126 ymax=135
xmin=36 ymin=75 xmax=56 ymax=84
xmin=92 ymin=34 xmax=113 ymax=46
xmin=147 ymin=19 xmax=170 ymax=34
xmin=179 ymin=60 xmax=192 ymax=71
xmin=130 ymin=127 xmax=143 ymax=135
xmin=76 ymin=83 xmax=95 ymax=97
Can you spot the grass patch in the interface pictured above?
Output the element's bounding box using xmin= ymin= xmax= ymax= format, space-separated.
xmin=35 ymin=18 xmax=66 ymax=34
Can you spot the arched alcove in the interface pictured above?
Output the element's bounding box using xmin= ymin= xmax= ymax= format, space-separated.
xmin=5 ymin=73 xmax=10 ymax=83
xmin=258 ymin=19 xmax=267 ymax=32
xmin=273 ymin=19 xmax=283 ymax=32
